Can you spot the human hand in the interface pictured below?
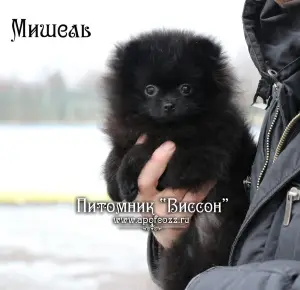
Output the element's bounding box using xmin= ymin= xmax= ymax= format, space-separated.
xmin=135 ymin=136 xmax=216 ymax=249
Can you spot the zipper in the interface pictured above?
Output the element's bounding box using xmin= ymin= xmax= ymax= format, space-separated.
xmin=229 ymin=70 xmax=281 ymax=265
xmin=273 ymin=112 xmax=300 ymax=226
xmin=282 ymin=187 xmax=300 ymax=226
xmin=273 ymin=112 xmax=300 ymax=162
xmin=256 ymin=82 xmax=281 ymax=190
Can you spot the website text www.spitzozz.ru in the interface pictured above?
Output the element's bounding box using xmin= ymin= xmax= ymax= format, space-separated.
xmin=113 ymin=215 xmax=190 ymax=230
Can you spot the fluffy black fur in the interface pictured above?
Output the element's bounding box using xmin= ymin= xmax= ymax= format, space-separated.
xmin=101 ymin=29 xmax=256 ymax=290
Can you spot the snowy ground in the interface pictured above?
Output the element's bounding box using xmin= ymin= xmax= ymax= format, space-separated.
xmin=0 ymin=205 xmax=157 ymax=290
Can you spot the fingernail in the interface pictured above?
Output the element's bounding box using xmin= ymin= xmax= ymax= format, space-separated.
xmin=136 ymin=135 xmax=147 ymax=144
xmin=160 ymin=141 xmax=175 ymax=152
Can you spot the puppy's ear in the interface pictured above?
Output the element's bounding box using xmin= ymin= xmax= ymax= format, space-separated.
xmin=190 ymin=37 xmax=233 ymax=92
xmin=190 ymin=37 xmax=222 ymax=64
xmin=112 ymin=40 xmax=140 ymax=70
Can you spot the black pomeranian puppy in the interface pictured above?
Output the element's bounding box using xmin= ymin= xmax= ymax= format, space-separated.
xmin=102 ymin=30 xmax=256 ymax=290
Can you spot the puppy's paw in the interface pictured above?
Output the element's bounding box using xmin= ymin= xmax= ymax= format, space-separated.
xmin=116 ymin=160 xmax=139 ymax=202
xmin=116 ymin=144 xmax=152 ymax=202
xmin=118 ymin=176 xmax=138 ymax=202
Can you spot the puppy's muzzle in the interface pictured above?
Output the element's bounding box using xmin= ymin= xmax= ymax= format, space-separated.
xmin=163 ymin=102 xmax=175 ymax=113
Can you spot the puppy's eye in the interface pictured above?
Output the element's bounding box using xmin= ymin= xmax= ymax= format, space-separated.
xmin=145 ymin=85 xmax=159 ymax=97
xmin=179 ymin=84 xmax=193 ymax=96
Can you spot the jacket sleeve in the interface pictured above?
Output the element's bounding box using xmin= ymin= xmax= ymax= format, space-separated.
xmin=147 ymin=231 xmax=164 ymax=287
xmin=185 ymin=260 xmax=300 ymax=290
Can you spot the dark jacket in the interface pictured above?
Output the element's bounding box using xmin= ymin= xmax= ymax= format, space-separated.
xmin=147 ymin=0 xmax=300 ymax=289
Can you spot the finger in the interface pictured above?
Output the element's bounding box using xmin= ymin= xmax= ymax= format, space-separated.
xmin=153 ymin=190 xmax=185 ymax=217
xmin=171 ymin=189 xmax=189 ymax=202
xmin=137 ymin=142 xmax=176 ymax=199
xmin=163 ymin=207 xmax=193 ymax=231
xmin=166 ymin=186 xmax=216 ymax=222
xmin=148 ymin=180 xmax=216 ymax=215
xmin=195 ymin=180 xmax=217 ymax=201
xmin=202 ymin=180 xmax=217 ymax=193
xmin=182 ymin=192 xmax=200 ymax=203
xmin=136 ymin=134 xmax=147 ymax=145
xmin=151 ymin=141 xmax=176 ymax=162
xmin=167 ymin=193 xmax=199 ymax=220
xmin=155 ymin=190 xmax=193 ymax=218
xmin=158 ymin=188 xmax=188 ymax=203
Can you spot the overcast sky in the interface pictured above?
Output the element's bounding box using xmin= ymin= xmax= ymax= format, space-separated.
xmin=0 ymin=0 xmax=257 ymax=87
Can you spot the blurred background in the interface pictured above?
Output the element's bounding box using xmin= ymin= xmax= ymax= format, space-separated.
xmin=0 ymin=0 xmax=264 ymax=289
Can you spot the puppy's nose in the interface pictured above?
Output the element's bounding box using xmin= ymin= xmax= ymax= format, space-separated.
xmin=163 ymin=102 xmax=175 ymax=112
